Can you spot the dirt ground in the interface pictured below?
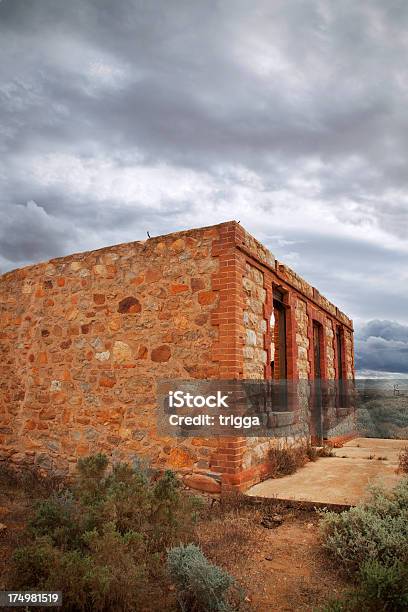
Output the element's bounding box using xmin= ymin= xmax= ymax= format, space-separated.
xmin=0 ymin=478 xmax=348 ymax=612
xmin=197 ymin=502 xmax=348 ymax=612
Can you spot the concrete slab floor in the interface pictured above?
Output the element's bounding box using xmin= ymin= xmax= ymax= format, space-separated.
xmin=245 ymin=438 xmax=407 ymax=507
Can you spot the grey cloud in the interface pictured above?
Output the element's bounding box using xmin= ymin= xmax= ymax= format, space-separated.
xmin=355 ymin=320 xmax=408 ymax=374
xmin=358 ymin=320 xmax=408 ymax=343
xmin=263 ymin=231 xmax=408 ymax=325
xmin=0 ymin=200 xmax=77 ymax=268
xmin=0 ymin=0 xmax=407 ymax=374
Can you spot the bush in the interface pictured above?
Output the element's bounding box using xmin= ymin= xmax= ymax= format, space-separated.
xmin=12 ymin=538 xmax=55 ymax=589
xmin=320 ymin=478 xmax=408 ymax=572
xmin=320 ymin=560 xmax=408 ymax=612
xmin=9 ymin=454 xmax=201 ymax=611
xmin=29 ymin=491 xmax=79 ymax=549
xmin=167 ymin=543 xmax=237 ymax=612
xmin=319 ymin=478 xmax=408 ymax=611
xmin=357 ymin=558 xmax=408 ymax=611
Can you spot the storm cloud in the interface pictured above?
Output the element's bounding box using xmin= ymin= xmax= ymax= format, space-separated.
xmin=356 ymin=320 xmax=408 ymax=376
xmin=1 ymin=0 xmax=407 ymax=373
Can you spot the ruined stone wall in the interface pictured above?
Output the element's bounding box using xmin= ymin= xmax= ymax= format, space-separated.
xmin=242 ymin=262 xmax=273 ymax=471
xmin=0 ymin=220 xmax=355 ymax=491
xmin=238 ymin=237 xmax=355 ymax=486
xmin=0 ymin=226 xmax=221 ymax=474
xmin=344 ymin=328 xmax=354 ymax=380
xmin=295 ymin=299 xmax=310 ymax=380
xmin=325 ymin=318 xmax=336 ymax=379
xmin=242 ymin=262 xmax=267 ymax=379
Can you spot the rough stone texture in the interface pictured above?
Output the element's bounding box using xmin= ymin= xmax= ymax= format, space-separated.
xmin=295 ymin=299 xmax=310 ymax=380
xmin=0 ymin=226 xmax=220 ymax=475
xmin=344 ymin=328 xmax=354 ymax=380
xmin=238 ymin=235 xmax=354 ymax=480
xmin=325 ymin=318 xmax=336 ymax=379
xmin=0 ymin=220 xmax=354 ymax=492
xmin=242 ymin=263 xmax=267 ymax=379
xmin=183 ymin=473 xmax=221 ymax=494
xmin=238 ymin=230 xmax=276 ymax=268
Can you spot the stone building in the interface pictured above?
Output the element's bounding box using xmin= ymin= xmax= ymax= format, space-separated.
xmin=0 ymin=221 xmax=354 ymax=492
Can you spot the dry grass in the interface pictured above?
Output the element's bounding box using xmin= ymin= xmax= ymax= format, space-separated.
xmin=317 ymin=446 xmax=336 ymax=457
xmin=398 ymin=446 xmax=408 ymax=473
xmin=269 ymin=446 xmax=306 ymax=476
xmin=195 ymin=491 xmax=272 ymax=575
xmin=0 ymin=462 xmax=64 ymax=498
xmin=197 ymin=510 xmax=260 ymax=571
xmin=266 ymin=442 xmax=335 ymax=479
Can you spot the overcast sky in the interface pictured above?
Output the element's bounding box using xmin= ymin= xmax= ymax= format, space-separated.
xmin=1 ymin=0 xmax=407 ymax=374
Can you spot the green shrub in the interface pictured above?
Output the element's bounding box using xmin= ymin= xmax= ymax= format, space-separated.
xmin=9 ymin=454 xmax=202 ymax=611
xmin=29 ymin=491 xmax=79 ymax=549
xmin=320 ymin=478 xmax=408 ymax=572
xmin=75 ymin=453 xmax=110 ymax=505
xmin=12 ymin=527 xmax=149 ymax=611
xmin=319 ymin=600 xmax=348 ymax=612
xmin=320 ymin=560 xmax=408 ymax=612
xmin=11 ymin=538 xmax=55 ymax=589
xmin=320 ymin=478 xmax=408 ymax=611
xmin=357 ymin=559 xmax=408 ymax=611
xmin=167 ymin=543 xmax=236 ymax=612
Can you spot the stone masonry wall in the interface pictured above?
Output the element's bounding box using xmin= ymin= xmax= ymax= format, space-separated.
xmin=0 ymin=226 xmax=221 ymax=475
xmin=237 ymin=231 xmax=354 ymax=487
xmin=344 ymin=328 xmax=354 ymax=380
xmin=242 ymin=263 xmax=267 ymax=380
xmin=295 ymin=299 xmax=310 ymax=380
xmin=325 ymin=318 xmax=336 ymax=379
xmin=0 ymin=220 xmax=355 ymax=491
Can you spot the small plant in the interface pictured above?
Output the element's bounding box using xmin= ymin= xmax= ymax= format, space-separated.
xmin=268 ymin=445 xmax=308 ymax=477
xmin=74 ymin=452 xmax=109 ymax=504
xmin=398 ymin=447 xmax=408 ymax=473
xmin=29 ymin=490 xmax=79 ymax=549
xmin=167 ymin=543 xmax=238 ymax=611
xmin=319 ymin=599 xmax=348 ymax=611
xmin=317 ymin=446 xmax=335 ymax=458
xmin=320 ymin=559 xmax=408 ymax=611
xmin=306 ymin=444 xmax=318 ymax=461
